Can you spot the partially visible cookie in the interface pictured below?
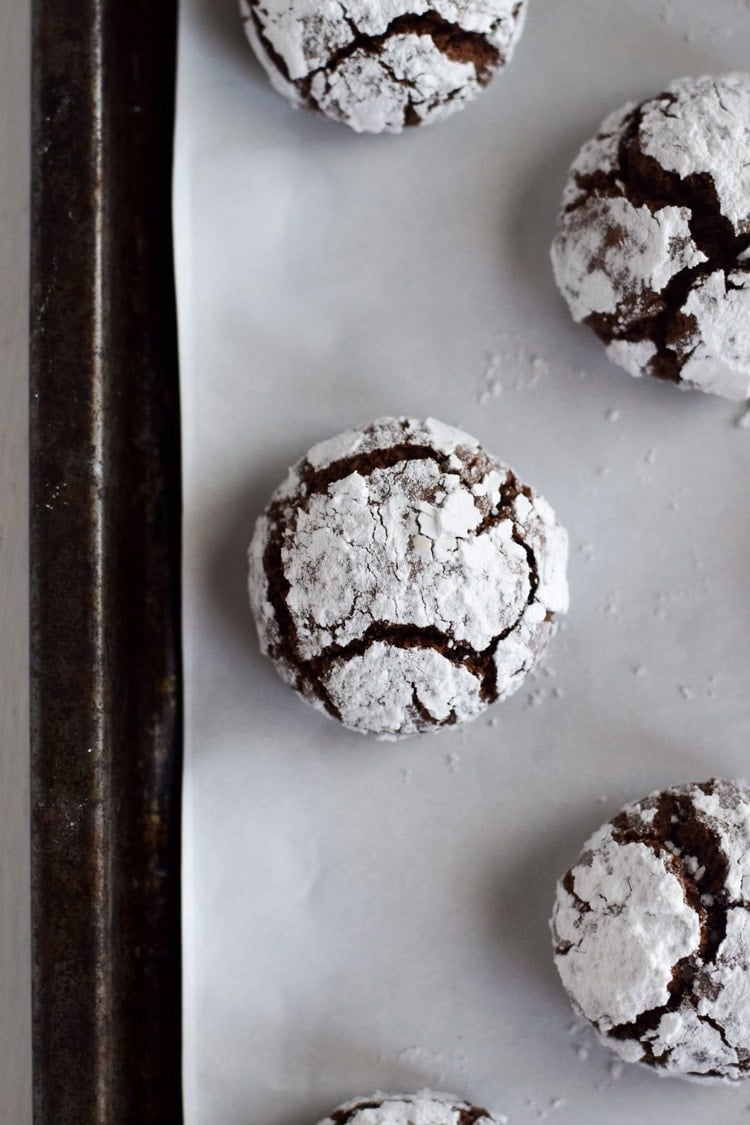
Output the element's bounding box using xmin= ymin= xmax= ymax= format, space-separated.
xmin=239 ymin=0 xmax=527 ymax=134
xmin=552 ymin=74 xmax=750 ymax=400
xmin=552 ymin=779 xmax=750 ymax=1082
xmin=317 ymin=1091 xmax=506 ymax=1124
xmin=248 ymin=417 xmax=568 ymax=740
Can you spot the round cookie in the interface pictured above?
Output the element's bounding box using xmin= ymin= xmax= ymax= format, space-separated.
xmin=317 ymin=1091 xmax=506 ymax=1125
xmin=552 ymin=779 xmax=750 ymax=1082
xmin=248 ymin=417 xmax=568 ymax=739
xmin=239 ymin=0 xmax=527 ymax=134
xmin=551 ymin=73 xmax=750 ymax=400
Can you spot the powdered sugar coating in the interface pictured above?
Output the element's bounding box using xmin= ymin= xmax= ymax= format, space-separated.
xmin=552 ymin=779 xmax=750 ymax=1082
xmin=317 ymin=1090 xmax=506 ymax=1125
xmin=551 ymin=74 xmax=750 ymax=400
xmin=678 ymin=269 xmax=750 ymax=400
xmin=554 ymin=835 xmax=701 ymax=1030
xmin=248 ymin=417 xmax=568 ymax=739
xmin=239 ymin=0 xmax=527 ymax=133
xmin=639 ymin=76 xmax=750 ymax=236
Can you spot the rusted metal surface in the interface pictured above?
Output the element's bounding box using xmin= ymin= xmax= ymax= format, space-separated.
xmin=29 ymin=0 xmax=182 ymax=1120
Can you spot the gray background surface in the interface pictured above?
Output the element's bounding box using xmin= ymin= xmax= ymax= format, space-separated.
xmin=1 ymin=0 xmax=31 ymax=1120
xmin=176 ymin=1 xmax=750 ymax=1122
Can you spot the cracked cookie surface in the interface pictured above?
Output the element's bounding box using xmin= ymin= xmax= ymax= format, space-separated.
xmin=248 ymin=416 xmax=568 ymax=739
xmin=239 ymin=0 xmax=527 ymax=133
xmin=319 ymin=1091 xmax=505 ymax=1125
xmin=552 ymin=779 xmax=750 ymax=1082
xmin=551 ymin=74 xmax=750 ymax=400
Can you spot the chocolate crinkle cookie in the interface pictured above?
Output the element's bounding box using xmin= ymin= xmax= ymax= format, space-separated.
xmin=248 ymin=417 xmax=568 ymax=740
xmin=239 ymin=0 xmax=527 ymax=134
xmin=552 ymin=779 xmax=750 ymax=1082
xmin=318 ymin=1091 xmax=506 ymax=1125
xmin=552 ymin=74 xmax=750 ymax=400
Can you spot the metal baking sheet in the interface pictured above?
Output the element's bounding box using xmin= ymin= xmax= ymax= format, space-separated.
xmin=30 ymin=0 xmax=183 ymax=1120
xmin=175 ymin=1 xmax=750 ymax=1122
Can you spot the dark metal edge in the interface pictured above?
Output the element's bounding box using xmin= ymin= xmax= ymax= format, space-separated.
xmin=29 ymin=1 xmax=183 ymax=1121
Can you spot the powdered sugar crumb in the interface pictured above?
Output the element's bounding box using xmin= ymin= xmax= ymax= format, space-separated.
xmin=567 ymin=1019 xmax=598 ymax=1064
xmin=609 ymin=1059 xmax=626 ymax=1081
xmin=475 ymin=339 xmax=559 ymax=402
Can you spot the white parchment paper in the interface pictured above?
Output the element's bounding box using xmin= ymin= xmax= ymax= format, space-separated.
xmin=174 ymin=2 xmax=750 ymax=1122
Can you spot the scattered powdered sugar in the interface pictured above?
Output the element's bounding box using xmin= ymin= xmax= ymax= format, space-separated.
xmin=567 ymin=1018 xmax=598 ymax=1063
xmin=249 ymin=417 xmax=568 ymax=739
xmin=240 ymin=0 xmax=527 ymax=134
xmin=395 ymin=1043 xmax=473 ymax=1085
xmin=552 ymin=779 xmax=750 ymax=1081
xmin=551 ymin=74 xmax=750 ymax=401
xmin=515 ymin=663 xmax=565 ymax=710
xmin=317 ymin=1091 xmax=508 ymax=1125
xmin=475 ymin=343 xmax=551 ymax=403
xmin=521 ymin=1094 xmax=566 ymax=1120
